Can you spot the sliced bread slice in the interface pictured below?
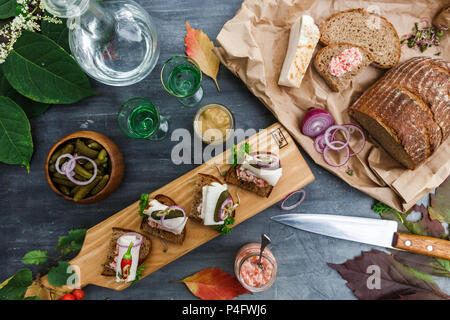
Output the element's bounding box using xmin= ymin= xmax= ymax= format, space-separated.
xmin=101 ymin=228 xmax=152 ymax=276
xmin=319 ymin=9 xmax=401 ymax=68
xmin=224 ymin=165 xmax=273 ymax=197
xmin=189 ymin=173 xmax=235 ymax=223
xmin=314 ymin=43 xmax=373 ymax=92
xmin=140 ymin=194 xmax=186 ymax=245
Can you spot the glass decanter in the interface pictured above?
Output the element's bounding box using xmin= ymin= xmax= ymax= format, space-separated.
xmin=43 ymin=0 xmax=160 ymax=86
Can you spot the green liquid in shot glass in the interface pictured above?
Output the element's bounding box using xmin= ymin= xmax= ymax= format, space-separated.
xmin=167 ymin=64 xmax=201 ymax=97
xmin=128 ymin=105 xmax=160 ymax=138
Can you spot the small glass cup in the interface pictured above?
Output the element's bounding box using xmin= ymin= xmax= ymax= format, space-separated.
xmin=117 ymin=97 xmax=169 ymax=141
xmin=193 ymin=103 xmax=235 ymax=145
xmin=161 ymin=55 xmax=203 ymax=107
xmin=234 ymin=243 xmax=277 ymax=293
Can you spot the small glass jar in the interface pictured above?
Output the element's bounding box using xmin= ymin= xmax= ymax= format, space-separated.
xmin=234 ymin=243 xmax=277 ymax=293
xmin=193 ymin=103 xmax=234 ymax=145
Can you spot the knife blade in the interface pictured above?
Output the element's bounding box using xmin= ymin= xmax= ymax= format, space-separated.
xmin=271 ymin=214 xmax=450 ymax=260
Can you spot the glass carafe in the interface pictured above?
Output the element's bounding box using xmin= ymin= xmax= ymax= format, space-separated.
xmin=43 ymin=0 xmax=160 ymax=86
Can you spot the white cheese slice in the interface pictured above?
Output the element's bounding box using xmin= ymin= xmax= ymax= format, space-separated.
xmin=115 ymin=234 xmax=141 ymax=282
xmin=201 ymin=182 xmax=229 ymax=226
xmin=143 ymin=199 xmax=187 ymax=235
xmin=240 ymin=154 xmax=282 ymax=186
xmin=278 ymin=15 xmax=320 ymax=88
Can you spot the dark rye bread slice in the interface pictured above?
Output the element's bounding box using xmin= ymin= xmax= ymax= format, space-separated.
xmin=101 ymin=228 xmax=152 ymax=276
xmin=224 ymin=165 xmax=273 ymax=198
xmin=349 ymin=57 xmax=449 ymax=169
xmin=314 ymin=43 xmax=373 ymax=92
xmin=189 ymin=173 xmax=235 ymax=223
xmin=140 ymin=194 xmax=186 ymax=245
xmin=320 ymin=9 xmax=401 ymax=68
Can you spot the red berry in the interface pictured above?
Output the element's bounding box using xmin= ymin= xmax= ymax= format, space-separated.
xmin=72 ymin=289 xmax=85 ymax=300
xmin=61 ymin=294 xmax=76 ymax=300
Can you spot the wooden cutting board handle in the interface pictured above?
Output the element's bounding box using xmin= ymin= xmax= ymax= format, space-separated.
xmin=393 ymin=232 xmax=450 ymax=260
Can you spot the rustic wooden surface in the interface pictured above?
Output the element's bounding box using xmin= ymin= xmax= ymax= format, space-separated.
xmin=0 ymin=0 xmax=448 ymax=300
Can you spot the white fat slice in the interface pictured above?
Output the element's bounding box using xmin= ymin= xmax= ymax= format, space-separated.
xmin=240 ymin=154 xmax=283 ymax=186
xmin=201 ymin=182 xmax=229 ymax=226
xmin=115 ymin=234 xmax=142 ymax=282
xmin=278 ymin=15 xmax=320 ymax=88
xmin=144 ymin=199 xmax=186 ymax=235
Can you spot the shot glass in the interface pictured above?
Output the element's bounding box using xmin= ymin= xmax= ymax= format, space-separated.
xmin=118 ymin=97 xmax=169 ymax=141
xmin=161 ymin=55 xmax=203 ymax=107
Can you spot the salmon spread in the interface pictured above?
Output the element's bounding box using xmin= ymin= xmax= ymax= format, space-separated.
xmin=328 ymin=47 xmax=363 ymax=77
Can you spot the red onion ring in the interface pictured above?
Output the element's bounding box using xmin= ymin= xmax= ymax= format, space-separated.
xmin=55 ymin=153 xmax=75 ymax=174
xmin=341 ymin=124 xmax=366 ymax=156
xmin=55 ymin=154 xmax=97 ymax=186
xmin=324 ymin=125 xmax=350 ymax=151
xmin=66 ymin=156 xmax=98 ymax=186
xmin=252 ymin=153 xmax=280 ymax=168
xmin=160 ymin=206 xmax=187 ymax=231
xmin=280 ymin=189 xmax=306 ymax=210
xmin=323 ymin=141 xmax=350 ymax=167
xmin=314 ymin=134 xmax=326 ymax=154
xmin=219 ymin=197 xmax=234 ymax=221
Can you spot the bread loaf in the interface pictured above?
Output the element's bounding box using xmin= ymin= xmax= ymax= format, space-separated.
xmin=349 ymin=57 xmax=449 ymax=169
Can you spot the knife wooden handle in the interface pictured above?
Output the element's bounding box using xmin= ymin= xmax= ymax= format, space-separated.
xmin=393 ymin=232 xmax=450 ymax=260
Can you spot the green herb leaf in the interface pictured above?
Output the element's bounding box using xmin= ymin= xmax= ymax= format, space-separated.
xmin=216 ymin=217 xmax=235 ymax=235
xmin=371 ymin=202 xmax=390 ymax=214
xmin=0 ymin=67 xmax=50 ymax=119
xmin=2 ymin=31 xmax=97 ymax=104
xmin=56 ymin=229 xmax=86 ymax=255
xmin=41 ymin=15 xmax=70 ymax=52
xmin=0 ymin=268 xmax=33 ymax=300
xmin=0 ymin=96 xmax=33 ymax=171
xmin=132 ymin=265 xmax=145 ymax=285
xmin=23 ymin=296 xmax=40 ymax=300
xmin=22 ymin=250 xmax=48 ymax=265
xmin=139 ymin=193 xmax=149 ymax=216
xmin=0 ymin=0 xmax=17 ymax=19
xmin=48 ymin=262 xmax=74 ymax=287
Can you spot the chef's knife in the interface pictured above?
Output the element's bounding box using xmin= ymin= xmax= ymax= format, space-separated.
xmin=271 ymin=214 xmax=450 ymax=260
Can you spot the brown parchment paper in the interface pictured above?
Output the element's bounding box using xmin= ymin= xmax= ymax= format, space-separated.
xmin=214 ymin=0 xmax=450 ymax=213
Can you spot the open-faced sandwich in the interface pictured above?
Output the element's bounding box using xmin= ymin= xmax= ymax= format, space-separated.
xmin=138 ymin=194 xmax=187 ymax=245
xmin=101 ymin=228 xmax=151 ymax=282
xmin=225 ymin=151 xmax=282 ymax=198
xmin=189 ymin=173 xmax=239 ymax=234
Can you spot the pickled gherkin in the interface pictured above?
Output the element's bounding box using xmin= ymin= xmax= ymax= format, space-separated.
xmin=73 ymin=176 xmax=103 ymax=202
xmin=90 ymin=175 xmax=109 ymax=195
xmin=75 ymin=139 xmax=99 ymax=159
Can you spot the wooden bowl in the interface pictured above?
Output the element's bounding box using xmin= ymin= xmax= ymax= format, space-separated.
xmin=45 ymin=131 xmax=124 ymax=204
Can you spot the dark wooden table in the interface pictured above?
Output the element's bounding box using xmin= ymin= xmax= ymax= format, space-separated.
xmin=0 ymin=0 xmax=448 ymax=300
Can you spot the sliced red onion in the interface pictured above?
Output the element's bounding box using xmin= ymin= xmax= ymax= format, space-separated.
xmin=301 ymin=108 xmax=335 ymax=138
xmin=55 ymin=154 xmax=75 ymax=174
xmin=323 ymin=141 xmax=350 ymax=167
xmin=314 ymin=134 xmax=326 ymax=154
xmin=219 ymin=197 xmax=234 ymax=221
xmin=66 ymin=156 xmax=97 ymax=186
xmin=252 ymin=153 xmax=280 ymax=168
xmin=160 ymin=206 xmax=187 ymax=231
xmin=281 ymin=189 xmax=306 ymax=210
xmin=342 ymin=124 xmax=366 ymax=156
xmin=324 ymin=125 xmax=350 ymax=151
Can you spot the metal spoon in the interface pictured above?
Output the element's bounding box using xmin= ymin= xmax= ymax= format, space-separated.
xmin=257 ymin=233 xmax=271 ymax=269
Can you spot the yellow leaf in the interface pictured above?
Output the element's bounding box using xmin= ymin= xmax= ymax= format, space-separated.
xmin=184 ymin=21 xmax=220 ymax=91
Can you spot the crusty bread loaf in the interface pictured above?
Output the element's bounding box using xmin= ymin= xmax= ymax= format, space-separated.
xmin=349 ymin=57 xmax=450 ymax=169
xmin=101 ymin=228 xmax=152 ymax=276
xmin=320 ymin=9 xmax=401 ymax=68
xmin=314 ymin=43 xmax=373 ymax=92
xmin=140 ymin=194 xmax=186 ymax=245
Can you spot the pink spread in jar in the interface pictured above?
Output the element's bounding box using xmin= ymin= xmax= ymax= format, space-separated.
xmin=328 ymin=47 xmax=363 ymax=77
xmin=234 ymin=243 xmax=277 ymax=292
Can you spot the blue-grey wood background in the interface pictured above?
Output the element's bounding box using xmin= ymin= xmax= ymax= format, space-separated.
xmin=0 ymin=0 xmax=448 ymax=300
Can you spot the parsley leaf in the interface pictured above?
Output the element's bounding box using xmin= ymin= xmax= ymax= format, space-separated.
xmin=216 ymin=217 xmax=235 ymax=235
xmin=372 ymin=202 xmax=391 ymax=214
xmin=139 ymin=193 xmax=149 ymax=216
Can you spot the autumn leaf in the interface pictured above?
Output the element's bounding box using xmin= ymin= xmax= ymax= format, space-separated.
xmin=185 ymin=21 xmax=220 ymax=91
xmin=328 ymin=249 xmax=450 ymax=300
xmin=390 ymin=250 xmax=450 ymax=278
xmin=429 ymin=176 xmax=450 ymax=224
xmin=407 ymin=204 xmax=447 ymax=239
xmin=171 ymin=267 xmax=250 ymax=300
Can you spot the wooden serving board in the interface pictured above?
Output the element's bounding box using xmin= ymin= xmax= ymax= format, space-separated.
xmin=28 ymin=123 xmax=314 ymax=297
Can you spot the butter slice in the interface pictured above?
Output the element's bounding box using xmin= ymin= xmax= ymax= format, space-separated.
xmin=278 ymin=15 xmax=320 ymax=88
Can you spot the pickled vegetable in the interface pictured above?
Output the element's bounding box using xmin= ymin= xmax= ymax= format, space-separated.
xmin=74 ymin=164 xmax=93 ymax=179
xmin=75 ymin=139 xmax=99 ymax=159
xmin=87 ymin=142 xmax=102 ymax=150
xmin=90 ymin=175 xmax=109 ymax=195
xmin=52 ymin=177 xmax=76 ymax=188
xmin=73 ymin=176 xmax=102 ymax=202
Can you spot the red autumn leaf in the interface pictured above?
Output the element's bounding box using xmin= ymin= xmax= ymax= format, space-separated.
xmin=184 ymin=21 xmax=220 ymax=91
xmin=407 ymin=204 xmax=447 ymax=239
xmin=429 ymin=176 xmax=450 ymax=224
xmin=172 ymin=267 xmax=251 ymax=300
xmin=327 ymin=249 xmax=450 ymax=300
xmin=390 ymin=250 xmax=450 ymax=278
